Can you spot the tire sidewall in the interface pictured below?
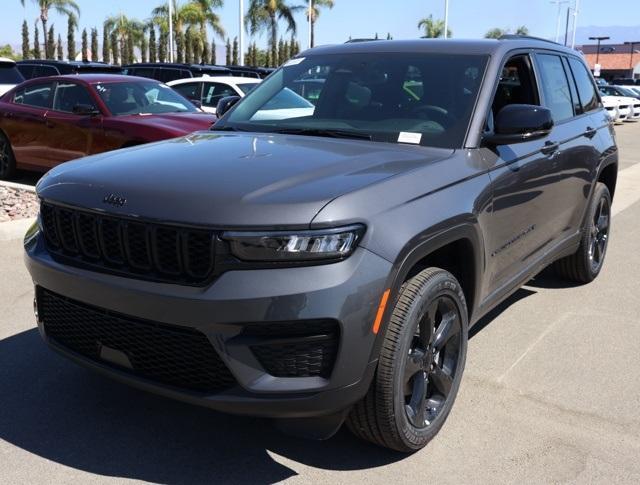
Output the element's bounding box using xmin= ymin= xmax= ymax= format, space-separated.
xmin=389 ymin=272 xmax=469 ymax=450
xmin=580 ymin=183 xmax=612 ymax=280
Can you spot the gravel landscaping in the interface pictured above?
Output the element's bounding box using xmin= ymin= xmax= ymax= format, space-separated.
xmin=0 ymin=185 xmax=39 ymax=222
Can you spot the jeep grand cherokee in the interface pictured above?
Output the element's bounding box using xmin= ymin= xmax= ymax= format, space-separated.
xmin=24 ymin=38 xmax=618 ymax=452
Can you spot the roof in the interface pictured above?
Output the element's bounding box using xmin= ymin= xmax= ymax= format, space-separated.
xmin=584 ymin=53 xmax=640 ymax=70
xmin=123 ymin=62 xmax=230 ymax=71
xmin=17 ymin=59 xmax=120 ymax=68
xmin=24 ymin=74 xmax=153 ymax=84
xmin=0 ymin=57 xmax=16 ymax=65
xmin=168 ymin=76 xmax=261 ymax=85
xmin=304 ymin=38 xmax=579 ymax=57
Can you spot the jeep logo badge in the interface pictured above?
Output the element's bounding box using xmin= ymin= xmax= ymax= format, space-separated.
xmin=103 ymin=194 xmax=127 ymax=207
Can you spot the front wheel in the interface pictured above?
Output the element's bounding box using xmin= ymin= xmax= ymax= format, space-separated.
xmin=346 ymin=268 xmax=468 ymax=452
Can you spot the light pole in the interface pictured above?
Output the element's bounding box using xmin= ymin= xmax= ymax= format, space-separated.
xmin=589 ymin=36 xmax=609 ymax=66
xmin=443 ymin=0 xmax=449 ymax=39
xmin=239 ymin=0 xmax=244 ymax=66
xmin=168 ymin=0 xmax=174 ymax=62
xmin=308 ymin=0 xmax=312 ymax=49
xmin=570 ymin=0 xmax=580 ymax=49
xmin=551 ymin=0 xmax=568 ymax=43
xmin=624 ymin=41 xmax=640 ymax=78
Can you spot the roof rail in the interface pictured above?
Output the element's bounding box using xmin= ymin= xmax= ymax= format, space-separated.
xmin=344 ymin=38 xmax=378 ymax=43
xmin=498 ymin=34 xmax=560 ymax=45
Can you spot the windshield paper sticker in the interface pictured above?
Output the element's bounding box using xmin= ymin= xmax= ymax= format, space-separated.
xmin=284 ymin=57 xmax=305 ymax=67
xmin=398 ymin=132 xmax=422 ymax=144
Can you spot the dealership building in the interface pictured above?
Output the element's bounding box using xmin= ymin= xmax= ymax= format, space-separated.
xmin=580 ymin=43 xmax=640 ymax=81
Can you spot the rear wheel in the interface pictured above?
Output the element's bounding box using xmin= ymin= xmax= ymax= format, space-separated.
xmin=555 ymin=182 xmax=611 ymax=283
xmin=346 ymin=268 xmax=468 ymax=452
xmin=0 ymin=132 xmax=16 ymax=180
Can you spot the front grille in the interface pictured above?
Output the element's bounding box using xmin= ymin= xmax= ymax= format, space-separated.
xmin=38 ymin=288 xmax=237 ymax=393
xmin=245 ymin=320 xmax=340 ymax=378
xmin=40 ymin=202 xmax=215 ymax=285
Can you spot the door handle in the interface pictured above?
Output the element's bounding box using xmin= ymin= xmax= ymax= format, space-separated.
xmin=541 ymin=141 xmax=560 ymax=155
xmin=584 ymin=126 xmax=597 ymax=139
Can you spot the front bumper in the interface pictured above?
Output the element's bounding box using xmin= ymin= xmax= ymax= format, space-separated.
xmin=25 ymin=233 xmax=391 ymax=418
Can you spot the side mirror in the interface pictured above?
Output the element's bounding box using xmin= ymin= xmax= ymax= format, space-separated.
xmin=216 ymin=95 xmax=241 ymax=118
xmin=189 ymin=98 xmax=203 ymax=109
xmin=72 ymin=104 xmax=100 ymax=116
xmin=483 ymin=104 xmax=553 ymax=145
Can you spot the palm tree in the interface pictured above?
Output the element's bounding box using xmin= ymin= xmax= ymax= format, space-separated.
xmin=301 ymin=0 xmax=333 ymax=48
xmin=20 ymin=0 xmax=80 ymax=56
xmin=152 ymin=0 xmax=207 ymax=61
xmin=484 ymin=28 xmax=506 ymax=39
xmin=246 ymin=0 xmax=298 ymax=67
xmin=105 ymin=14 xmax=144 ymax=64
xmin=515 ymin=26 xmax=529 ymax=36
xmin=417 ymin=14 xmax=451 ymax=39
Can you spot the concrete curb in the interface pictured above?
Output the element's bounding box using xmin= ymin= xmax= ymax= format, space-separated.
xmin=0 ymin=217 xmax=35 ymax=242
xmin=0 ymin=180 xmax=36 ymax=193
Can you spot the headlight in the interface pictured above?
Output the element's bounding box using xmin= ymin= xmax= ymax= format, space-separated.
xmin=222 ymin=225 xmax=365 ymax=262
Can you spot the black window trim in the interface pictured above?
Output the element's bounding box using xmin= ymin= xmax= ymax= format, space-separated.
xmin=564 ymin=55 xmax=602 ymax=115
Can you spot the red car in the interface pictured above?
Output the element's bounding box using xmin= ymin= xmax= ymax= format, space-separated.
xmin=0 ymin=74 xmax=216 ymax=179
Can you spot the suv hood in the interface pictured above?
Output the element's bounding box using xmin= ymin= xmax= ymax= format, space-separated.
xmin=37 ymin=132 xmax=453 ymax=228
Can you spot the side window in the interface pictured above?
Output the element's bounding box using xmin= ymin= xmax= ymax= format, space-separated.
xmin=33 ymin=65 xmax=59 ymax=78
xmin=17 ymin=64 xmax=35 ymax=79
xmin=562 ymin=57 xmax=581 ymax=115
xmin=202 ymin=83 xmax=237 ymax=107
xmin=172 ymin=82 xmax=201 ymax=101
xmin=567 ymin=57 xmax=599 ymax=113
xmin=489 ymin=55 xmax=539 ymax=129
xmin=536 ymin=54 xmax=574 ymax=122
xmin=13 ymin=82 xmax=54 ymax=109
xmin=53 ymin=82 xmax=96 ymax=113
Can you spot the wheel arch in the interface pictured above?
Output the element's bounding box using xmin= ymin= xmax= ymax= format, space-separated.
xmin=597 ymin=160 xmax=618 ymax=200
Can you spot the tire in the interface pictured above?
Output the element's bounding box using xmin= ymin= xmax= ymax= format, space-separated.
xmin=346 ymin=268 xmax=468 ymax=452
xmin=0 ymin=131 xmax=16 ymax=180
xmin=555 ymin=182 xmax=611 ymax=283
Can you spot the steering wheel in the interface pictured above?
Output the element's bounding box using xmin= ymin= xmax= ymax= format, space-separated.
xmin=411 ymin=105 xmax=457 ymax=129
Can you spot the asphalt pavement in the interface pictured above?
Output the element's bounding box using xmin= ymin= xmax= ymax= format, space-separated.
xmin=1 ymin=123 xmax=639 ymax=484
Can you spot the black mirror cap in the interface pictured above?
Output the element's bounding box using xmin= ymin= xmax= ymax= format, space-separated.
xmin=72 ymin=103 xmax=100 ymax=116
xmin=484 ymin=104 xmax=554 ymax=145
xmin=189 ymin=98 xmax=203 ymax=109
xmin=216 ymin=95 xmax=241 ymax=117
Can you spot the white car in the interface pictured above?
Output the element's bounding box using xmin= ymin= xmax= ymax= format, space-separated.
xmin=168 ymin=76 xmax=261 ymax=115
xmin=616 ymin=96 xmax=640 ymax=121
xmin=0 ymin=57 xmax=24 ymax=96
xmin=601 ymin=96 xmax=619 ymax=122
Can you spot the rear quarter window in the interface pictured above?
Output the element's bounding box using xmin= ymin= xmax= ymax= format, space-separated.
xmin=567 ymin=57 xmax=599 ymax=113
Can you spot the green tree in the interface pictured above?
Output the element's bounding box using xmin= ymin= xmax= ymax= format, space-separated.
xmin=185 ymin=27 xmax=194 ymax=63
xmin=158 ymin=28 xmax=167 ymax=62
xmin=110 ymin=30 xmax=119 ymax=63
xmin=515 ymin=26 xmax=529 ymax=35
xmin=201 ymin=39 xmax=209 ymax=64
xmin=484 ymin=27 xmax=506 ymax=39
xmin=81 ymin=28 xmax=88 ymax=61
xmin=176 ymin=30 xmax=185 ymax=62
xmin=225 ymin=37 xmax=231 ymax=65
xmin=265 ymin=49 xmax=271 ymax=68
xmin=46 ymin=25 xmax=55 ymax=58
xmin=289 ymin=34 xmax=296 ymax=58
xmin=22 ymin=20 xmax=30 ymax=59
xmin=104 ymin=15 xmax=144 ymax=65
xmin=66 ymin=13 xmax=76 ymax=60
xmin=282 ymin=39 xmax=289 ymax=63
xmin=56 ymin=33 xmax=63 ymax=59
xmin=102 ymin=24 xmax=110 ymax=63
xmin=20 ymin=0 xmax=80 ymax=57
xmin=246 ymin=0 xmax=298 ymax=69
xmin=33 ymin=24 xmax=41 ymax=59
xmin=232 ymin=36 xmax=239 ymax=65
xmin=91 ymin=27 xmax=98 ymax=61
xmin=386 ymin=32 xmax=392 ymax=40
xmin=126 ymin=34 xmax=134 ymax=63
xmin=277 ymin=37 xmax=285 ymax=65
xmin=302 ymin=0 xmax=333 ymax=48
xmin=418 ymin=14 xmax=451 ymax=38
xmin=149 ymin=26 xmax=157 ymax=62
xmin=210 ymin=39 xmax=216 ymax=64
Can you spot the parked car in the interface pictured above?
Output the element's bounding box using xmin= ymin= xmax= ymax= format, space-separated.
xmin=600 ymin=96 xmax=620 ymax=122
xmin=17 ymin=60 xmax=123 ymax=79
xmin=25 ymin=38 xmax=617 ymax=452
xmin=0 ymin=74 xmax=216 ymax=179
xmin=611 ymin=77 xmax=640 ymax=86
xmin=167 ymin=76 xmax=260 ymax=114
xmin=0 ymin=57 xmax=24 ymax=96
xmin=598 ymin=88 xmax=639 ymax=122
xmin=228 ymin=66 xmax=275 ymax=79
xmin=599 ymin=84 xmax=640 ymax=100
xmin=122 ymin=63 xmax=231 ymax=83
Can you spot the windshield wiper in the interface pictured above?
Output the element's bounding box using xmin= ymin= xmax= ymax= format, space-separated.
xmin=272 ymin=128 xmax=372 ymax=141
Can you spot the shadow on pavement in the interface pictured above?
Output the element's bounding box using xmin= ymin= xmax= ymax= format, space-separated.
xmin=0 ymin=329 xmax=405 ymax=484
xmin=10 ymin=170 xmax=42 ymax=188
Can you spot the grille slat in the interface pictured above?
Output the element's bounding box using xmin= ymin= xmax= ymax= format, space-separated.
xmin=38 ymin=288 xmax=237 ymax=393
xmin=41 ymin=202 xmax=216 ymax=285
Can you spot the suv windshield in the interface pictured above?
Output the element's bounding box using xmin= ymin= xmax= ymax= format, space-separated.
xmin=0 ymin=65 xmax=24 ymax=84
xmin=218 ymin=52 xmax=488 ymax=148
xmin=94 ymin=81 xmax=197 ymax=115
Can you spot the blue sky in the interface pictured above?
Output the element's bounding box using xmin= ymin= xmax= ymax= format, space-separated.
xmin=4 ymin=0 xmax=640 ymax=48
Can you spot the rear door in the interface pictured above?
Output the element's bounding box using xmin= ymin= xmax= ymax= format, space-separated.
xmin=43 ymin=81 xmax=106 ymax=167
xmin=3 ymin=81 xmax=54 ymax=169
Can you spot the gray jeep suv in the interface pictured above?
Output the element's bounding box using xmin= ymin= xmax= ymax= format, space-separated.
xmin=24 ymin=37 xmax=618 ymax=452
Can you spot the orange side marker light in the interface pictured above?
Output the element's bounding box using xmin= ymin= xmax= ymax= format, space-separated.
xmin=372 ymin=289 xmax=391 ymax=334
